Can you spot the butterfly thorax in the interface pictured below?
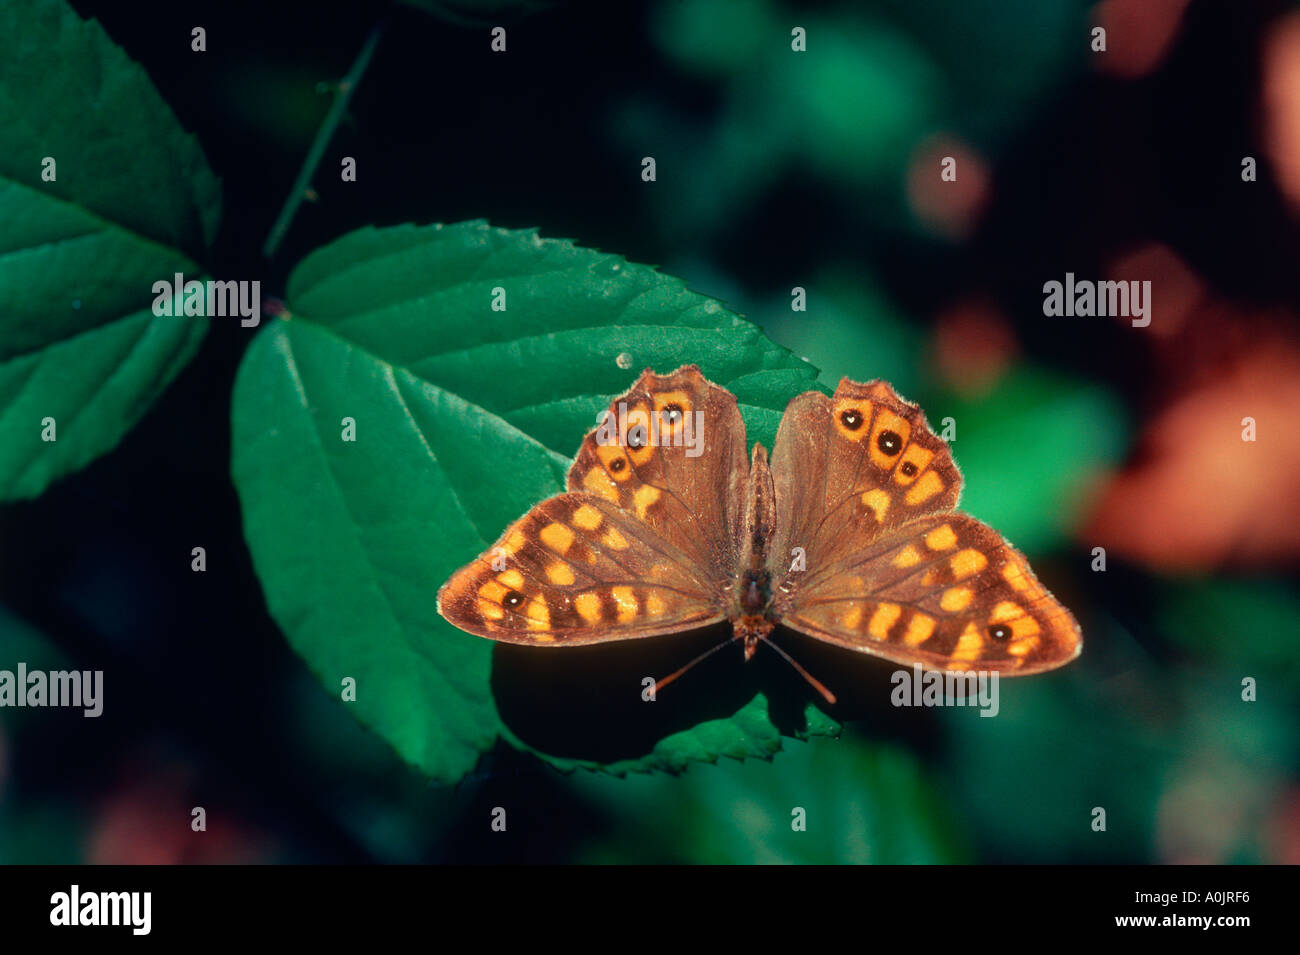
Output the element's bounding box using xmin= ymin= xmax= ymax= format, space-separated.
xmin=734 ymin=571 xmax=775 ymax=659
xmin=732 ymin=444 xmax=778 ymax=659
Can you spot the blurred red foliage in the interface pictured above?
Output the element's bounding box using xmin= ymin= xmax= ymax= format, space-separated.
xmin=1082 ymin=244 xmax=1300 ymax=570
xmin=88 ymin=760 xmax=275 ymax=864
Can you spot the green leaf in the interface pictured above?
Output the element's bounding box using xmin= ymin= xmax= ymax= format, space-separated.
xmin=526 ymin=692 xmax=843 ymax=777
xmin=570 ymin=733 xmax=969 ymax=863
xmin=0 ymin=0 xmax=220 ymax=500
xmin=232 ymin=221 xmax=834 ymax=782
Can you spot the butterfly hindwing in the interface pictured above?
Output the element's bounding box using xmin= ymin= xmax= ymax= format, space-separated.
xmin=773 ymin=512 xmax=1082 ymax=673
xmin=436 ymin=492 xmax=725 ymax=644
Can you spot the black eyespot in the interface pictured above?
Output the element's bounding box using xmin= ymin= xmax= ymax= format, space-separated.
xmin=988 ymin=624 xmax=1012 ymax=641
xmin=609 ymin=457 xmax=627 ymax=473
xmin=900 ymin=461 xmax=918 ymax=477
xmin=877 ymin=429 xmax=903 ymax=456
xmin=503 ymin=590 xmax=525 ymax=609
xmin=840 ymin=409 xmax=864 ymax=431
xmin=662 ymin=403 xmax=684 ymax=424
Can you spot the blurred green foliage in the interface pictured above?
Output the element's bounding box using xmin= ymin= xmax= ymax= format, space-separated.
xmin=631 ymin=0 xmax=1087 ymax=243
xmin=1161 ymin=578 xmax=1300 ymax=684
xmin=0 ymin=608 xmax=86 ymax=863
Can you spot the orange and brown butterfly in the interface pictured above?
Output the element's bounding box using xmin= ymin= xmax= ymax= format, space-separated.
xmin=436 ymin=364 xmax=1082 ymax=703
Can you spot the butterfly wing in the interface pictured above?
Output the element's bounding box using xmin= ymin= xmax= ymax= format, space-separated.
xmin=436 ymin=492 xmax=726 ymax=644
xmin=768 ymin=378 xmax=1081 ymax=674
xmin=437 ymin=365 xmax=747 ymax=645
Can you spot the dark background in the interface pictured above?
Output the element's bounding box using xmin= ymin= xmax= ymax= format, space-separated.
xmin=1 ymin=0 xmax=1298 ymax=863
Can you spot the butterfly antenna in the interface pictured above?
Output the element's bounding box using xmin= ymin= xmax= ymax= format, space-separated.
xmin=758 ymin=635 xmax=837 ymax=705
xmin=654 ymin=636 xmax=736 ymax=697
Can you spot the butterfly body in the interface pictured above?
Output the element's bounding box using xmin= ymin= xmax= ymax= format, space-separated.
xmin=731 ymin=443 xmax=778 ymax=659
xmin=437 ymin=365 xmax=1082 ymax=689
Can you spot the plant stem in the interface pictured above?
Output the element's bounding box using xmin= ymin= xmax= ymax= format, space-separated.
xmin=261 ymin=17 xmax=387 ymax=259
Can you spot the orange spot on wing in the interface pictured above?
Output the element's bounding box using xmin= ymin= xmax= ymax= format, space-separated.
xmin=633 ymin=485 xmax=661 ymax=519
xmin=905 ymin=470 xmax=944 ymax=505
xmin=951 ymin=623 xmax=983 ymax=663
xmin=1008 ymin=635 xmax=1040 ymax=657
xmin=623 ymin=404 xmax=655 ymax=465
xmin=893 ymin=445 xmax=934 ymax=486
xmin=583 ymin=466 xmax=621 ymax=502
xmin=861 ymin=489 xmax=890 ymax=521
xmin=1002 ymin=559 xmax=1035 ymax=593
xmin=869 ymin=410 xmax=912 ymax=468
xmin=868 ymin=603 xmax=902 ymax=640
xmin=540 ymin=523 xmax=574 ymax=554
xmin=546 ymin=563 xmax=575 ymax=586
xmin=893 ymin=545 xmax=922 ymax=568
xmin=941 ymin=587 xmax=972 ymax=611
xmin=951 ymin=548 xmax=988 ymax=579
xmin=610 ymin=586 xmax=638 ymax=622
xmin=653 ymin=390 xmax=692 ymax=440
xmin=904 ymin=613 xmax=936 ymax=646
xmin=595 ymin=445 xmax=633 ymax=482
xmin=575 ymin=592 xmax=602 ymax=624
xmin=925 ymin=524 xmax=958 ymax=551
xmin=1011 ymin=615 xmax=1041 ymax=639
xmin=990 ymin=601 xmax=1025 ymax=623
xmin=833 ymin=398 xmax=873 ymax=441
xmin=525 ymin=597 xmax=550 ymax=630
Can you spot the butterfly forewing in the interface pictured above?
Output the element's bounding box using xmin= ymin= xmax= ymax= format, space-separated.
xmin=769 ymin=378 xmax=1081 ymax=674
xmin=768 ymin=380 xmax=962 ymax=577
xmin=437 ymin=365 xmax=744 ymax=645
xmin=567 ymin=365 xmax=749 ymax=582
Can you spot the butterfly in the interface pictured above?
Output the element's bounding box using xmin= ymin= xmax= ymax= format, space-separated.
xmin=437 ymin=365 xmax=1081 ymax=704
